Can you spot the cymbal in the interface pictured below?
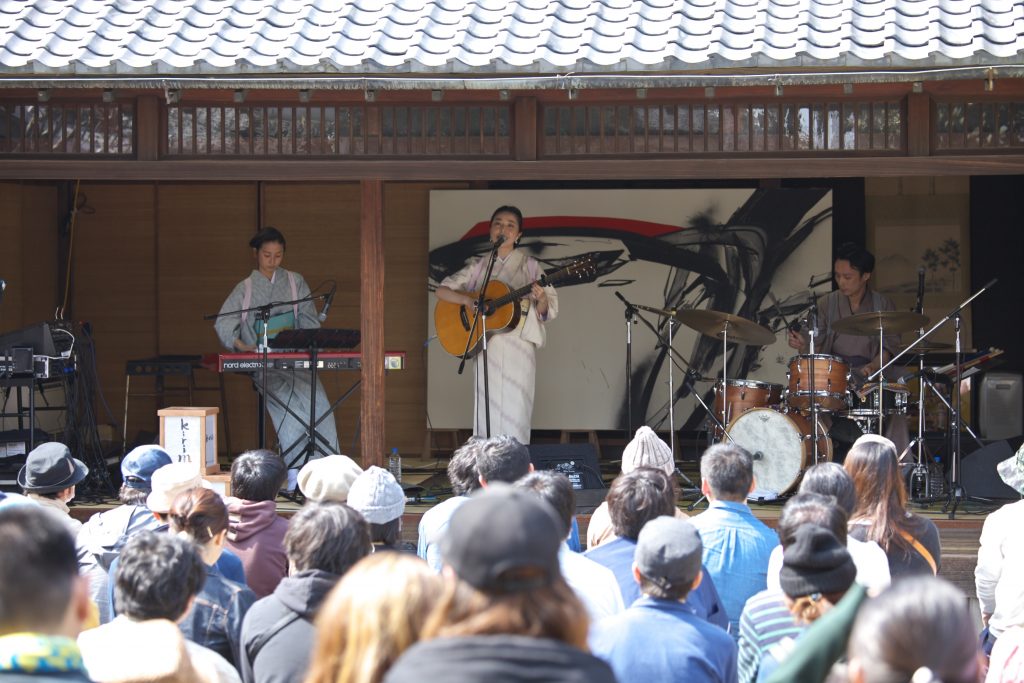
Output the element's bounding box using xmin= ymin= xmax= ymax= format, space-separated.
xmin=673 ymin=309 xmax=777 ymax=346
xmin=829 ymin=311 xmax=930 ymax=336
xmin=896 ymin=340 xmax=953 ymax=354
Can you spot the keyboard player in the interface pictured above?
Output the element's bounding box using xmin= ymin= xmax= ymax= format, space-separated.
xmin=214 ymin=227 xmax=339 ymax=456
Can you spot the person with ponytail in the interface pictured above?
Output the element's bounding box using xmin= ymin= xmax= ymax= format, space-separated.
xmin=169 ymin=487 xmax=257 ymax=671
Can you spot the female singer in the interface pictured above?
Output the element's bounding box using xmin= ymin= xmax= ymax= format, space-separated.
xmin=435 ymin=206 xmax=558 ymax=444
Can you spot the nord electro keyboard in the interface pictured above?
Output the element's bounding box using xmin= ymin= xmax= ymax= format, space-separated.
xmin=214 ymin=351 xmax=405 ymax=373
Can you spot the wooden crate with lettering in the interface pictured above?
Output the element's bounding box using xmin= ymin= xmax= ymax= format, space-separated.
xmin=158 ymin=407 xmax=220 ymax=475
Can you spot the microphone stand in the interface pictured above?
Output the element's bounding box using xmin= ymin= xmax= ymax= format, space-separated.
xmin=807 ymin=291 xmax=821 ymax=464
xmin=205 ymin=289 xmax=331 ymax=449
xmin=614 ymin=291 xmax=637 ymax=440
xmin=457 ymin=238 xmax=503 ymax=437
xmin=869 ymin=278 xmax=998 ymax=519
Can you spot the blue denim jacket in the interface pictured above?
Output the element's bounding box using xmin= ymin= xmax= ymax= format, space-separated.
xmin=179 ymin=567 xmax=257 ymax=669
xmin=691 ymin=500 xmax=780 ymax=637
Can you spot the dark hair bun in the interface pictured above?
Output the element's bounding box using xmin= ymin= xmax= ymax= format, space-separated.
xmin=250 ymin=227 xmax=286 ymax=250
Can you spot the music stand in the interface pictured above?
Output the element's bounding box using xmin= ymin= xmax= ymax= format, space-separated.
xmin=270 ymin=328 xmax=361 ymax=468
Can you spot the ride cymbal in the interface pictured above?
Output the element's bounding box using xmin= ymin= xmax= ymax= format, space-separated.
xmin=829 ymin=311 xmax=930 ymax=336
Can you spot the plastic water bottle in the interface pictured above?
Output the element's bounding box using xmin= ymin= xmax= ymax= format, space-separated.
xmin=388 ymin=447 xmax=402 ymax=484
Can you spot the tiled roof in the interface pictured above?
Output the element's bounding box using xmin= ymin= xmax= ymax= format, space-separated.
xmin=0 ymin=0 xmax=1020 ymax=76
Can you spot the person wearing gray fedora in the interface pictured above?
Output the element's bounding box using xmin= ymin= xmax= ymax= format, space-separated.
xmin=18 ymin=441 xmax=89 ymax=534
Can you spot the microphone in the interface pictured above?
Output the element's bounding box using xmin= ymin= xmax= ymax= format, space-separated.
xmin=318 ymin=287 xmax=336 ymax=322
xmin=807 ymin=290 xmax=819 ymax=336
xmin=914 ymin=267 xmax=925 ymax=314
xmin=493 ymin=234 xmax=506 ymax=247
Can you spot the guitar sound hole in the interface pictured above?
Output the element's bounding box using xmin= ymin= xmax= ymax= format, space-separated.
xmin=459 ymin=306 xmax=470 ymax=331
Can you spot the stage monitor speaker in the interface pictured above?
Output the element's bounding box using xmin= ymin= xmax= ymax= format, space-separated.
xmin=527 ymin=443 xmax=606 ymax=512
xmin=961 ymin=440 xmax=1020 ymax=500
xmin=980 ymin=373 xmax=1023 ymax=440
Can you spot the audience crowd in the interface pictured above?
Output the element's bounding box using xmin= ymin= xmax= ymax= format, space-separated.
xmin=1 ymin=425 xmax=1020 ymax=683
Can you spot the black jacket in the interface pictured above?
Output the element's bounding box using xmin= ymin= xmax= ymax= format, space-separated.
xmin=238 ymin=569 xmax=339 ymax=683
xmin=384 ymin=635 xmax=618 ymax=683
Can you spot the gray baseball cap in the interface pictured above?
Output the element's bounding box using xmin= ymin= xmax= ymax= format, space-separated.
xmin=634 ymin=515 xmax=703 ymax=593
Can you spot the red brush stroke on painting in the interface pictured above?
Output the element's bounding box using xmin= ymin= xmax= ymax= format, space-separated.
xmin=460 ymin=216 xmax=685 ymax=241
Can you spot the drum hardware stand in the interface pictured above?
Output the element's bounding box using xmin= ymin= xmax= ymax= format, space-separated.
xmin=458 ymin=236 xmax=504 ymax=438
xmin=871 ymin=278 xmax=997 ymax=519
xmin=625 ymin=305 xmax=719 ymax=489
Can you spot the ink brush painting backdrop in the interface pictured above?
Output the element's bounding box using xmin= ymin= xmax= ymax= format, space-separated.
xmin=427 ymin=189 xmax=833 ymax=433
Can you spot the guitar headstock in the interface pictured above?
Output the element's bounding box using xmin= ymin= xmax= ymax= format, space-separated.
xmin=550 ymin=255 xmax=597 ymax=284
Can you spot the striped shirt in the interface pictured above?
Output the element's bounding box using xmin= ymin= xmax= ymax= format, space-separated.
xmin=737 ymin=589 xmax=804 ymax=683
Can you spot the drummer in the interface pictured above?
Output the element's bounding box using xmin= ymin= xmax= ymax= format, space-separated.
xmin=787 ymin=242 xmax=898 ymax=379
xmin=787 ymin=242 xmax=909 ymax=457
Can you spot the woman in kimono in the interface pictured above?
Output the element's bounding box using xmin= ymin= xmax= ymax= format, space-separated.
xmin=435 ymin=206 xmax=558 ymax=444
xmin=215 ymin=227 xmax=339 ymax=458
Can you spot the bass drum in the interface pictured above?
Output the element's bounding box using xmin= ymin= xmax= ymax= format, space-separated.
xmin=723 ymin=408 xmax=833 ymax=496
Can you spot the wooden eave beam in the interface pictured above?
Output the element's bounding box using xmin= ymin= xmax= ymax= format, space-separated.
xmin=2 ymin=155 xmax=1023 ymax=181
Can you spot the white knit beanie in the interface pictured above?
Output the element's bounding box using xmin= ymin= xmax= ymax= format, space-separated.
xmin=621 ymin=426 xmax=674 ymax=476
xmin=347 ymin=466 xmax=406 ymax=524
xmin=297 ymin=455 xmax=363 ymax=503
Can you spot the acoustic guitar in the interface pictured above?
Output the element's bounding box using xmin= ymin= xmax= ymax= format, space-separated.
xmin=434 ymin=256 xmax=595 ymax=359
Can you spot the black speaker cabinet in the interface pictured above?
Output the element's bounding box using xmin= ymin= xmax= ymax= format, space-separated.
xmin=961 ymin=440 xmax=1020 ymax=500
xmin=527 ymin=443 xmax=606 ymax=512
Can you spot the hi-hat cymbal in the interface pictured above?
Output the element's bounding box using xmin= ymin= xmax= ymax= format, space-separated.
xmin=896 ymin=340 xmax=953 ymax=354
xmin=673 ymin=309 xmax=777 ymax=346
xmin=830 ymin=311 xmax=930 ymax=336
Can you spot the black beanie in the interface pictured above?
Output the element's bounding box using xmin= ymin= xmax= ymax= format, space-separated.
xmin=779 ymin=524 xmax=857 ymax=598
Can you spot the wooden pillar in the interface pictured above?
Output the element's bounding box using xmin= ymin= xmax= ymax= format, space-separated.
xmin=907 ymin=92 xmax=931 ymax=157
xmin=136 ymin=95 xmax=160 ymax=161
xmin=360 ymin=179 xmax=385 ymax=468
xmin=513 ymin=97 xmax=538 ymax=161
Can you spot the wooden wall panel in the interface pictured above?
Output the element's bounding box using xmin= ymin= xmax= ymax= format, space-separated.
xmin=156 ymin=183 xmax=258 ymax=456
xmin=0 ymin=183 xmax=25 ymax=328
xmin=71 ymin=183 xmax=158 ymax=444
xmin=383 ymin=182 xmax=469 ymax=457
xmin=20 ymin=184 xmax=59 ymax=322
xmin=261 ymin=182 xmax=362 ymax=457
xmin=0 ymin=182 xmax=61 ymax=436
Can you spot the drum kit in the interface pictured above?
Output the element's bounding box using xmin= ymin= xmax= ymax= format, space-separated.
xmin=623 ymin=299 xmax=938 ymax=497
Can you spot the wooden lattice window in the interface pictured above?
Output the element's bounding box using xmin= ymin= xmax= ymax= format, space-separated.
xmin=934 ymin=101 xmax=1024 ymax=151
xmin=165 ymin=104 xmax=511 ymax=157
xmin=0 ymin=102 xmax=134 ymax=155
xmin=541 ymin=101 xmax=904 ymax=156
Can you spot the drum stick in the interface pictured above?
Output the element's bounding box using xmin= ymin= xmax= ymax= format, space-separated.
xmin=767 ymin=292 xmax=800 ymax=333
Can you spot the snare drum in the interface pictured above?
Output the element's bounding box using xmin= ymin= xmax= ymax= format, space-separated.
xmin=786 ymin=354 xmax=851 ymax=413
xmin=712 ymin=379 xmax=784 ymax=435
xmin=724 ymin=408 xmax=833 ymax=496
xmin=848 ymin=382 xmax=911 ymax=417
